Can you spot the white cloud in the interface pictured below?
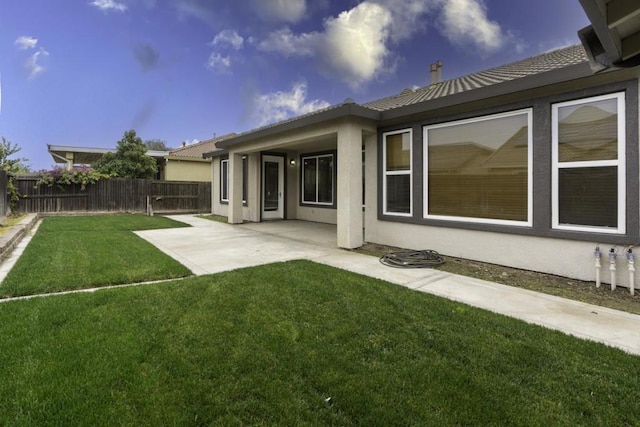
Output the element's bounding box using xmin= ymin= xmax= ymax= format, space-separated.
xmin=14 ymin=36 xmax=38 ymax=50
xmin=26 ymin=48 xmax=49 ymax=79
xmin=257 ymin=27 xmax=317 ymax=56
xmin=253 ymin=0 xmax=515 ymax=87
xmin=15 ymin=36 xmax=50 ymax=78
xmin=91 ymin=0 xmax=128 ymax=12
xmin=211 ymin=30 xmax=244 ymax=51
xmin=253 ymin=0 xmax=307 ymax=23
xmin=439 ymin=0 xmax=505 ymax=53
xmin=322 ymin=3 xmax=392 ymax=87
xmin=252 ymin=82 xmax=330 ymax=126
xmin=206 ymin=53 xmax=232 ymax=73
xmin=258 ymin=2 xmax=393 ymax=88
xmin=371 ymin=0 xmax=438 ymax=43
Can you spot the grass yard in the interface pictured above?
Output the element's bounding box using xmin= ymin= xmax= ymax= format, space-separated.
xmin=0 ymin=215 xmax=192 ymax=297
xmin=0 ymin=260 xmax=638 ymax=425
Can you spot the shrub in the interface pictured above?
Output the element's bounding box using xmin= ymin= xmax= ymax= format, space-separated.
xmin=35 ymin=166 xmax=110 ymax=191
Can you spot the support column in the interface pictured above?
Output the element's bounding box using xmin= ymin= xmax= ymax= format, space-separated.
xmin=337 ymin=121 xmax=363 ymax=248
xmin=228 ymin=152 xmax=243 ymax=224
xmin=65 ymin=153 xmax=74 ymax=171
xmin=363 ymin=133 xmax=377 ymax=243
xmin=247 ymin=153 xmax=260 ymax=222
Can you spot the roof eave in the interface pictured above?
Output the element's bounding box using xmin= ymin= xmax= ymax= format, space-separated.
xmin=47 ymin=144 xmax=112 ymax=154
xmin=210 ymin=103 xmax=380 ymax=152
xmin=166 ymin=155 xmax=212 ymax=162
xmin=380 ymin=62 xmax=594 ymax=121
xmin=203 ymin=150 xmax=228 ymax=159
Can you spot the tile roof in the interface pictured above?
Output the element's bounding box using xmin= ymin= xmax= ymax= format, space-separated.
xmin=210 ymin=45 xmax=591 ymax=150
xmin=363 ymin=44 xmax=589 ymax=112
xmin=169 ymin=133 xmax=237 ymax=158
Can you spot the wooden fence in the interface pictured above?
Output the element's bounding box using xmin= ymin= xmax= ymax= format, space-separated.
xmin=13 ymin=176 xmax=211 ymax=214
xmin=0 ymin=170 xmax=8 ymax=217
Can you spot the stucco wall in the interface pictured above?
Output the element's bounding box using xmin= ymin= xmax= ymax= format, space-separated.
xmin=286 ymin=156 xmax=338 ymax=224
xmin=365 ymin=219 xmax=633 ymax=287
xmin=362 ymin=77 xmax=640 ymax=288
xmin=295 ymin=206 xmax=337 ymax=224
xmin=211 ymin=158 xmax=252 ymax=220
xmin=365 ymin=120 xmax=630 ymax=286
xmin=165 ymin=159 xmax=212 ymax=182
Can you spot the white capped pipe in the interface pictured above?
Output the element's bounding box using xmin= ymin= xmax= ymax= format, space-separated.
xmin=627 ymin=248 xmax=635 ymax=297
xmin=609 ymin=248 xmax=617 ymax=291
xmin=594 ymin=246 xmax=601 ymax=288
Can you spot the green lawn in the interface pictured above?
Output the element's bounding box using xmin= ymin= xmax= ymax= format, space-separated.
xmin=0 ymin=215 xmax=192 ymax=297
xmin=0 ymin=260 xmax=637 ymax=425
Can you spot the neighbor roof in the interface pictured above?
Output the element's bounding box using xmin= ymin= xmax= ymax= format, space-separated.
xmin=48 ymin=144 xmax=170 ymax=166
xmin=363 ymin=45 xmax=589 ymax=112
xmin=169 ymin=133 xmax=236 ymax=158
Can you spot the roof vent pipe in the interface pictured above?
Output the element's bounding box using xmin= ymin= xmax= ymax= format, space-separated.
xmin=430 ymin=60 xmax=443 ymax=84
xmin=430 ymin=62 xmax=438 ymax=85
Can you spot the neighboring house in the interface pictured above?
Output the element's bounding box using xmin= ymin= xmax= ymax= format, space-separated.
xmin=204 ymin=3 xmax=640 ymax=285
xmin=164 ymin=134 xmax=235 ymax=182
xmin=47 ymin=144 xmax=169 ymax=179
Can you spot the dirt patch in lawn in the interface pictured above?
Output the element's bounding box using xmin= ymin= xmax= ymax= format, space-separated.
xmin=355 ymin=243 xmax=640 ymax=315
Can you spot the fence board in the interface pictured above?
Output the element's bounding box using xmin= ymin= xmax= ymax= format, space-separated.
xmin=0 ymin=170 xmax=8 ymax=217
xmin=14 ymin=177 xmax=211 ymax=214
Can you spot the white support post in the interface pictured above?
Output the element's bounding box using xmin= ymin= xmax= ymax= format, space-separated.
xmin=247 ymin=153 xmax=260 ymax=222
xmin=228 ymin=152 xmax=243 ymax=224
xmin=363 ymin=133 xmax=377 ymax=242
xmin=337 ymin=121 xmax=363 ymax=249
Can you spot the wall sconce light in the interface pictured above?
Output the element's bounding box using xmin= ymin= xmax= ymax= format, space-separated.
xmin=289 ymin=159 xmax=296 ymax=166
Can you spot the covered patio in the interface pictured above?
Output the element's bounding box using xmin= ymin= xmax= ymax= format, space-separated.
xmin=206 ymin=101 xmax=379 ymax=249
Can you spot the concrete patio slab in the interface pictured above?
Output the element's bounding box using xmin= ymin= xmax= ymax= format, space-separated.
xmin=136 ymin=215 xmax=640 ymax=356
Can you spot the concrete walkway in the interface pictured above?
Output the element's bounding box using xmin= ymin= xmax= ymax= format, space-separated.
xmin=135 ymin=215 xmax=640 ymax=356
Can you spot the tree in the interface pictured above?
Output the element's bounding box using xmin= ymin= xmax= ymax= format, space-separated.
xmin=95 ymin=130 xmax=158 ymax=179
xmin=145 ymin=139 xmax=171 ymax=151
xmin=0 ymin=136 xmax=30 ymax=173
xmin=0 ymin=136 xmax=30 ymax=214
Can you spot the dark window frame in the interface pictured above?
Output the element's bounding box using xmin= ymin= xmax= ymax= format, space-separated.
xmin=299 ymin=150 xmax=337 ymax=209
xmin=551 ymin=92 xmax=625 ymax=234
xmin=377 ymin=79 xmax=639 ymax=245
xmin=423 ymin=108 xmax=532 ymax=226
xmin=219 ymin=156 xmax=248 ymax=206
xmin=382 ymin=128 xmax=413 ymax=216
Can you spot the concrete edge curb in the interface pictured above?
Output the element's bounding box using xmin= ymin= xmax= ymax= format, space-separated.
xmin=0 ymin=213 xmax=39 ymax=263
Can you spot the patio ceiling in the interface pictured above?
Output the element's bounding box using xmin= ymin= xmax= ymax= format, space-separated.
xmin=579 ymin=0 xmax=640 ymax=69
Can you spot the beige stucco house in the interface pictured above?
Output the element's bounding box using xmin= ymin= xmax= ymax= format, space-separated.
xmin=204 ymin=1 xmax=640 ymax=287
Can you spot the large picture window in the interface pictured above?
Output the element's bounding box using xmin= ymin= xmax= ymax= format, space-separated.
xmin=383 ymin=129 xmax=412 ymax=216
xmin=552 ymin=92 xmax=625 ymax=233
xmin=220 ymin=156 xmax=248 ymax=204
xmin=424 ymin=109 xmax=532 ymax=225
xmin=301 ymin=153 xmax=334 ymax=206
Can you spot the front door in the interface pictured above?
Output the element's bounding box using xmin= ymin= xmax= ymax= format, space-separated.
xmin=262 ymin=155 xmax=284 ymax=220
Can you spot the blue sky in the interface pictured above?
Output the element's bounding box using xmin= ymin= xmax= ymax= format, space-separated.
xmin=0 ymin=0 xmax=589 ymax=170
